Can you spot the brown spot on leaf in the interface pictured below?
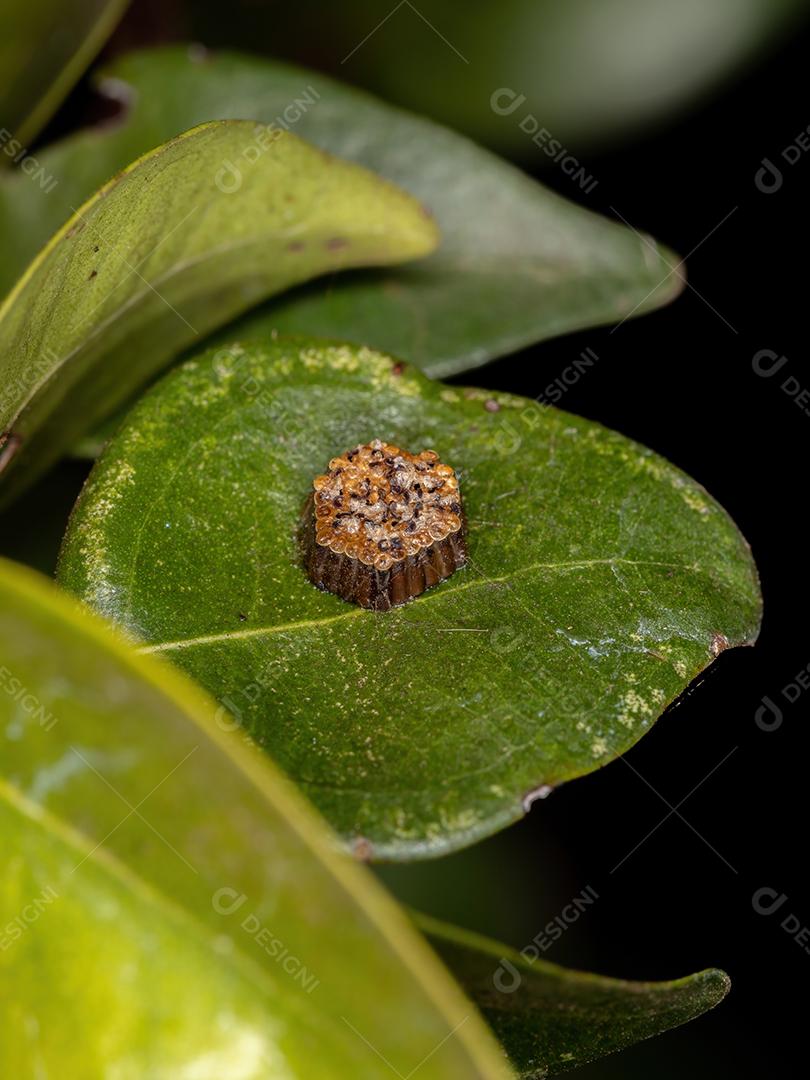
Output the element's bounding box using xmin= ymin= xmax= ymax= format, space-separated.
xmin=326 ymin=237 xmax=349 ymax=251
xmin=391 ymin=361 xmax=405 ymax=376
xmin=484 ymin=399 xmax=501 ymax=413
xmin=351 ymin=836 xmax=374 ymax=861
xmin=187 ymin=43 xmax=210 ymax=64
xmin=710 ymin=633 xmax=730 ymax=657
xmin=88 ymin=269 xmax=97 ymax=280
xmin=0 ymin=433 xmax=22 ymax=475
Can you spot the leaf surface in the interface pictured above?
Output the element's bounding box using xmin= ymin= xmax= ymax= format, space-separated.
xmin=0 ymin=558 xmax=509 ymax=1079
xmin=0 ymin=46 xmax=682 ymax=377
xmin=0 ymin=120 xmax=436 ymax=502
xmin=58 ymin=339 xmax=761 ymax=859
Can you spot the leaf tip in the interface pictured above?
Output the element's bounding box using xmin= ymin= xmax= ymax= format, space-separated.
xmin=695 ymin=966 xmax=732 ymax=1008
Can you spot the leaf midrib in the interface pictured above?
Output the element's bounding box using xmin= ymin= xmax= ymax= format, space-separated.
xmin=137 ymin=556 xmax=694 ymax=654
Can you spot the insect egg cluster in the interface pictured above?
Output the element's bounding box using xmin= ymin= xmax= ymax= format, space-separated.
xmin=301 ymin=439 xmax=467 ymax=610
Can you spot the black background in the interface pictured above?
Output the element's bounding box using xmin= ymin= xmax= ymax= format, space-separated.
xmin=6 ymin=4 xmax=809 ymax=1076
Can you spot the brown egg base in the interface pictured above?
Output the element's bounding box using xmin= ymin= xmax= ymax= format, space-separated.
xmin=299 ymin=495 xmax=467 ymax=611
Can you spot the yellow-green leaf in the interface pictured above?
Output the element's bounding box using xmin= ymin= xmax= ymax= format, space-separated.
xmin=0 ymin=558 xmax=509 ymax=1079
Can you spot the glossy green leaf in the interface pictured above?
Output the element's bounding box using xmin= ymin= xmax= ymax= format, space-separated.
xmin=0 ymin=558 xmax=510 ymax=1079
xmin=418 ymin=914 xmax=730 ymax=1077
xmin=58 ymin=339 xmax=761 ymax=860
xmin=0 ymin=120 xmax=437 ymax=504
xmin=0 ymin=46 xmax=682 ymax=378
xmin=0 ymin=0 xmax=128 ymax=151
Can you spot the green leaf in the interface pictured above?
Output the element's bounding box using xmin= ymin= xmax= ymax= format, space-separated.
xmin=417 ymin=914 xmax=730 ymax=1077
xmin=0 ymin=46 xmax=682 ymax=377
xmin=57 ymin=339 xmax=761 ymax=860
xmin=0 ymin=557 xmax=510 ymax=1079
xmin=0 ymin=120 xmax=437 ymax=504
xmin=0 ymin=0 xmax=128 ymax=151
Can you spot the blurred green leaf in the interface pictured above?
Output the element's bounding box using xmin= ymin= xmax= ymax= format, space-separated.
xmin=332 ymin=0 xmax=807 ymax=156
xmin=58 ymin=338 xmax=761 ymax=859
xmin=0 ymin=0 xmax=128 ymax=151
xmin=0 ymin=557 xmax=510 ymax=1079
xmin=0 ymin=119 xmax=436 ymax=504
xmin=0 ymin=46 xmax=682 ymax=380
xmin=419 ymin=914 xmax=730 ymax=1077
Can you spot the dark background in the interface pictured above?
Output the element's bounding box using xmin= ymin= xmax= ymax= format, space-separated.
xmin=5 ymin=3 xmax=808 ymax=1076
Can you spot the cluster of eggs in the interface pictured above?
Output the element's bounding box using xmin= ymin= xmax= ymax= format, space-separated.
xmin=312 ymin=439 xmax=463 ymax=572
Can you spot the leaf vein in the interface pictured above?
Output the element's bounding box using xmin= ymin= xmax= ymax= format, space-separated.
xmin=138 ymin=557 xmax=693 ymax=653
